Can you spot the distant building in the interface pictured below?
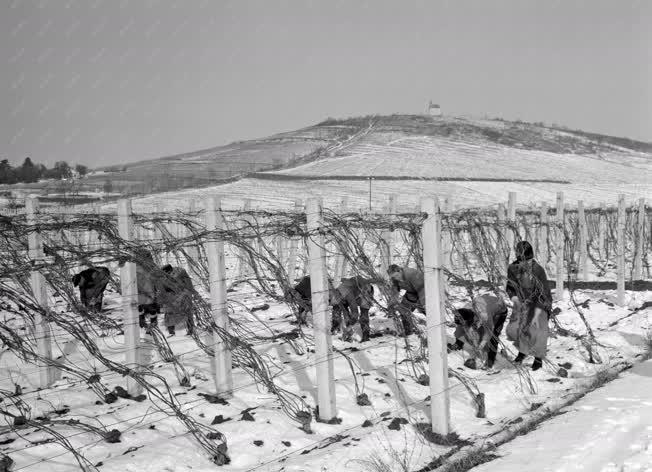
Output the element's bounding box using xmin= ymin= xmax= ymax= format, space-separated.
xmin=426 ymin=101 xmax=442 ymax=116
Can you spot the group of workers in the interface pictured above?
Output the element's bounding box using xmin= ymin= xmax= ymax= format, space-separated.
xmin=290 ymin=240 xmax=552 ymax=371
xmin=72 ymin=249 xmax=195 ymax=337
xmin=72 ymin=239 xmax=552 ymax=371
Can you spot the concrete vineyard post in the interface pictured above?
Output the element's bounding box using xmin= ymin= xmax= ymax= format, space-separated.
xmin=306 ymin=198 xmax=336 ymax=421
xmin=117 ymin=199 xmax=144 ymax=396
xmin=333 ymin=197 xmax=349 ymax=282
xmin=507 ymin=192 xmax=517 ymax=262
xmin=238 ymin=199 xmax=252 ymax=280
xmin=205 ymin=196 xmax=233 ymax=395
xmin=617 ymin=195 xmax=626 ymax=305
xmin=380 ymin=195 xmax=397 ymax=278
xmin=555 ymin=192 xmax=565 ymax=302
xmin=420 ymin=197 xmax=451 ymax=435
xmin=25 ymin=196 xmax=56 ymax=388
xmin=287 ymin=200 xmax=302 ymax=283
xmin=578 ymin=200 xmax=588 ymax=281
xmin=634 ymin=198 xmax=645 ymax=281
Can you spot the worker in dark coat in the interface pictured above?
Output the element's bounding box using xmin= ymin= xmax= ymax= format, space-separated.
xmin=157 ymin=264 xmax=195 ymax=336
xmin=72 ymin=266 xmax=110 ymax=311
xmin=331 ymin=276 xmax=375 ymax=342
xmin=449 ymin=293 xmax=508 ymax=369
xmin=129 ymin=249 xmax=161 ymax=330
xmin=387 ymin=264 xmax=424 ymax=336
xmin=287 ymin=275 xmax=338 ymax=326
xmin=289 ymin=275 xmax=313 ymax=325
xmin=117 ymin=248 xmax=163 ymax=331
xmin=505 ymin=240 xmax=552 ymax=371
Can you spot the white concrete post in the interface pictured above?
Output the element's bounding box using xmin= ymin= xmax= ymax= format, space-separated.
xmin=634 ymin=198 xmax=645 ymax=281
xmin=238 ymin=199 xmax=252 ymax=280
xmin=441 ymin=196 xmax=452 ymax=269
xmin=617 ymin=195 xmax=626 ymax=305
xmin=306 ymin=198 xmax=336 ymax=421
xmin=333 ymin=197 xmax=349 ymax=282
xmin=287 ymin=200 xmax=302 ymax=282
xmin=497 ymin=204 xmax=507 ymax=279
xmin=25 ymin=196 xmax=56 ymax=388
xmin=555 ymin=192 xmax=565 ymax=302
xmin=507 ymin=192 xmax=517 ymax=260
xmin=117 ymin=199 xmax=143 ymax=396
xmin=276 ymin=234 xmax=286 ymax=270
xmin=205 ymin=196 xmax=233 ymax=395
xmin=185 ymin=199 xmax=200 ymax=273
xmin=380 ymin=194 xmax=397 ymax=277
xmin=154 ymin=201 xmax=167 ymax=265
xmin=578 ymin=200 xmax=589 ymax=281
xmin=539 ymin=202 xmax=549 ymax=266
xmin=421 ymin=197 xmax=450 ymax=435
xmin=599 ymin=201 xmax=607 ymax=261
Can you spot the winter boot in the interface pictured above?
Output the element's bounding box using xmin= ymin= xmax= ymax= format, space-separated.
xmin=342 ymin=326 xmax=353 ymax=342
xmin=514 ymin=352 xmax=526 ymax=364
xmin=531 ymin=358 xmax=543 ymax=371
xmin=448 ymin=339 xmax=465 ymax=351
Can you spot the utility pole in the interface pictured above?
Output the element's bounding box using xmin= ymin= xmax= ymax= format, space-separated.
xmin=368 ymin=177 xmax=373 ymax=211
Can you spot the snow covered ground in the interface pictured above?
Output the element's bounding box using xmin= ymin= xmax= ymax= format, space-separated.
xmin=268 ymin=133 xmax=652 ymax=185
xmin=470 ymin=358 xmax=652 ymax=472
xmin=1 ymin=285 xmax=651 ymax=472
xmin=86 ymin=177 xmax=650 ymax=215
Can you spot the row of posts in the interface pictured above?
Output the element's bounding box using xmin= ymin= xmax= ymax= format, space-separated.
xmin=23 ymin=192 xmax=648 ymax=436
xmin=491 ymin=192 xmax=646 ymax=306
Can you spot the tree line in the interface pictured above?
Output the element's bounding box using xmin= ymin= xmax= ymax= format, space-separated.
xmin=0 ymin=158 xmax=89 ymax=184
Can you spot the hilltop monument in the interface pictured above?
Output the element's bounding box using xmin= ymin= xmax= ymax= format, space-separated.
xmin=426 ymin=100 xmax=442 ymax=116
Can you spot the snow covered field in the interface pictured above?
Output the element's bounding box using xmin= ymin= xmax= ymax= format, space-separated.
xmin=1 ymin=282 xmax=650 ymax=471
xmin=268 ymin=133 xmax=652 ymax=185
xmin=102 ymin=177 xmax=651 ymax=214
xmin=470 ymin=358 xmax=652 ymax=472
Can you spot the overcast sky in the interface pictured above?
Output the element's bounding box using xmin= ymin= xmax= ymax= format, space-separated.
xmin=1 ymin=0 xmax=650 ymax=168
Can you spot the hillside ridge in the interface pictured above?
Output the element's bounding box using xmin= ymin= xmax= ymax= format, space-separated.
xmin=6 ymin=114 xmax=650 ymax=198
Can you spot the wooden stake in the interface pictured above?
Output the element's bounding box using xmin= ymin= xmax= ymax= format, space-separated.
xmin=117 ymin=199 xmax=143 ymax=396
xmin=306 ymin=198 xmax=336 ymax=421
xmin=420 ymin=197 xmax=450 ymax=435
xmin=205 ymin=196 xmax=233 ymax=395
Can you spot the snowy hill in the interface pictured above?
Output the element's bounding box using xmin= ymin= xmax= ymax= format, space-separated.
xmin=95 ymin=114 xmax=652 ymax=212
